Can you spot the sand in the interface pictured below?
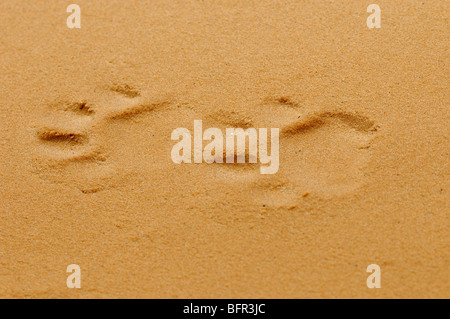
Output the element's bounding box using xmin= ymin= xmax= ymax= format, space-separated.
xmin=0 ymin=0 xmax=448 ymax=298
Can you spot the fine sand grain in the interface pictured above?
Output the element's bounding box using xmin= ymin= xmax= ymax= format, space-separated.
xmin=0 ymin=0 xmax=448 ymax=298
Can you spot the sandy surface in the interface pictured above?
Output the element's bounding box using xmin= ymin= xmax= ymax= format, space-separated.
xmin=0 ymin=0 xmax=448 ymax=298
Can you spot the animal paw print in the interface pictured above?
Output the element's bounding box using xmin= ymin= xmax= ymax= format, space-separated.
xmin=32 ymin=84 xmax=174 ymax=193
xmin=276 ymin=110 xmax=378 ymax=199
xmin=203 ymin=96 xmax=379 ymax=208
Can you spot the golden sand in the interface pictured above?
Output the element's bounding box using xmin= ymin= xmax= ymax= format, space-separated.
xmin=0 ymin=0 xmax=448 ymax=298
